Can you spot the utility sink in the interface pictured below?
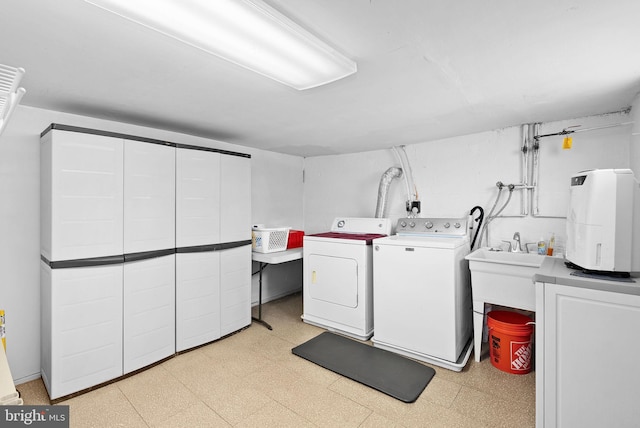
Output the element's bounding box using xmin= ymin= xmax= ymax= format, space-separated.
xmin=466 ymin=247 xmax=546 ymax=268
xmin=465 ymin=247 xmax=545 ymax=362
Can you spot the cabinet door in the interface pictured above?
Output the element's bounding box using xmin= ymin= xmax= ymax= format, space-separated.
xmin=175 ymin=252 xmax=221 ymax=351
xmin=220 ymin=155 xmax=251 ymax=243
xmin=124 ymin=141 xmax=175 ymax=253
xmin=123 ymin=254 xmax=175 ymax=374
xmin=176 ymin=148 xmax=221 ymax=247
xmin=48 ymin=264 xmax=123 ymax=399
xmin=47 ymin=130 xmax=124 ymax=261
xmin=220 ymin=245 xmax=251 ymax=336
xmin=543 ymin=283 xmax=640 ymax=427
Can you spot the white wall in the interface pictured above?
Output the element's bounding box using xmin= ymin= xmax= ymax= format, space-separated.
xmin=0 ymin=105 xmax=304 ymax=383
xmin=304 ymin=110 xmax=633 ymax=256
xmin=1 ymin=102 xmax=634 ymax=385
xmin=249 ymin=149 xmax=304 ymax=305
xmin=631 ymin=92 xmax=640 ymax=175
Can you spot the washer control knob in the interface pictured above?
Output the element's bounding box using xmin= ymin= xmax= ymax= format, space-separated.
xmin=444 ymin=222 xmax=450 ymax=228
xmin=375 ymin=245 xmax=380 ymax=251
xmin=337 ymin=220 xmax=345 ymax=228
xmin=400 ymin=221 xmax=407 ymax=228
xmin=454 ymin=222 xmax=461 ymax=228
xmin=409 ymin=221 xmax=416 ymax=228
xmin=425 ymin=221 xmax=433 ymax=229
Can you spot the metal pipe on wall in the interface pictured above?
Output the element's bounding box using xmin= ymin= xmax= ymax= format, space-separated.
xmin=520 ymin=123 xmax=530 ymax=216
xmin=530 ymin=113 xmax=633 ymax=218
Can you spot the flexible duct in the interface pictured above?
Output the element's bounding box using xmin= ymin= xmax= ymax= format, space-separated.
xmin=375 ymin=167 xmax=403 ymax=218
xmin=392 ymin=146 xmax=418 ymax=202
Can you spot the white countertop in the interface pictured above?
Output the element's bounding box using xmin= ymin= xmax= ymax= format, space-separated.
xmin=251 ymin=247 xmax=303 ymax=264
xmin=534 ymin=256 xmax=640 ymax=296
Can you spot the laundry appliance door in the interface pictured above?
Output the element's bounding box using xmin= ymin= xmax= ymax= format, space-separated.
xmin=308 ymin=254 xmax=358 ymax=308
xmin=302 ymin=237 xmax=373 ymax=339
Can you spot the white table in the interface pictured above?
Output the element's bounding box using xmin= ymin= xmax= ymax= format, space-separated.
xmin=251 ymin=247 xmax=303 ymax=329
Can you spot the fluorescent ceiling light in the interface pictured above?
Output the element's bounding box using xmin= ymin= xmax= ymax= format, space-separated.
xmin=83 ymin=0 xmax=357 ymax=90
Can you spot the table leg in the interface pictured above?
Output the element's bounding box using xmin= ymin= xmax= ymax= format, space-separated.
xmin=473 ymin=300 xmax=485 ymax=362
xmin=252 ymin=262 xmax=273 ymax=330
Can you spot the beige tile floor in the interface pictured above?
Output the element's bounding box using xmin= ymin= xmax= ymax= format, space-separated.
xmin=17 ymin=293 xmax=535 ymax=427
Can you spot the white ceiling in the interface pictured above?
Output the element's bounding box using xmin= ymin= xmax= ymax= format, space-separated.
xmin=1 ymin=0 xmax=639 ymax=157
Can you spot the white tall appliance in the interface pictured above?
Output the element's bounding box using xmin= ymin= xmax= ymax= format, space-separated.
xmin=566 ymin=168 xmax=640 ymax=273
xmin=372 ymin=217 xmax=473 ymax=371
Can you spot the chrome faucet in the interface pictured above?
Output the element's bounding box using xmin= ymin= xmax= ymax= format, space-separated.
xmin=512 ymin=232 xmax=523 ymax=253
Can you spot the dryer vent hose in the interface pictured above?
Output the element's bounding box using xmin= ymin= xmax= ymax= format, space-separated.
xmin=375 ymin=167 xmax=403 ymax=218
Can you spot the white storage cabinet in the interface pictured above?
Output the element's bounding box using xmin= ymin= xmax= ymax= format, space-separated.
xmin=123 ymin=253 xmax=175 ymax=374
xmin=220 ymin=244 xmax=252 ymax=336
xmin=41 ymin=127 xmax=177 ymax=398
xmin=220 ymin=153 xmax=251 ymax=244
xmin=123 ymin=139 xmax=177 ymax=374
xmin=175 ymin=251 xmax=221 ymax=352
xmin=175 ymin=148 xmax=221 ymax=247
xmin=40 ymin=129 xmax=124 ymax=261
xmin=40 ymin=261 xmax=123 ymax=399
xmin=536 ymin=277 xmax=640 ymax=427
xmin=175 ymin=146 xmax=251 ymax=351
xmin=41 ymin=125 xmax=252 ymax=398
xmin=123 ymin=139 xmax=176 ymax=253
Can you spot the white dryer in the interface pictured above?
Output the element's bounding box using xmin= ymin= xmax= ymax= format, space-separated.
xmin=372 ymin=217 xmax=473 ymax=371
xmin=303 ymin=218 xmax=391 ymax=340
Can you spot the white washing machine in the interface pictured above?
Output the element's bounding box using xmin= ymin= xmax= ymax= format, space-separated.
xmin=302 ymin=217 xmax=391 ymax=340
xmin=372 ymin=217 xmax=473 ymax=371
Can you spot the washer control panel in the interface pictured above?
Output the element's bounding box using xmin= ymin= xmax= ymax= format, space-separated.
xmin=396 ymin=217 xmax=468 ymax=236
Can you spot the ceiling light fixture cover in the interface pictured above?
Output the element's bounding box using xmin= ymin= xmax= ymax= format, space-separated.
xmin=83 ymin=0 xmax=357 ymax=90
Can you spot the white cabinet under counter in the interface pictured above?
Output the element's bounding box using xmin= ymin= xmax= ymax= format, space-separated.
xmin=535 ymin=257 xmax=640 ymax=428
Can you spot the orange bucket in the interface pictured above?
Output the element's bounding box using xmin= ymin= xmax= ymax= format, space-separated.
xmin=487 ymin=311 xmax=534 ymax=374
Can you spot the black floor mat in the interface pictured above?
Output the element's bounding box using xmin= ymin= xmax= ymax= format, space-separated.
xmin=291 ymin=332 xmax=435 ymax=403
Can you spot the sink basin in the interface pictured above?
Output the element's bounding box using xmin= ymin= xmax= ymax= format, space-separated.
xmin=465 ymin=247 xmax=544 ymax=362
xmin=465 ymin=248 xmax=544 ymax=310
xmin=465 ymin=248 xmax=546 ymax=268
